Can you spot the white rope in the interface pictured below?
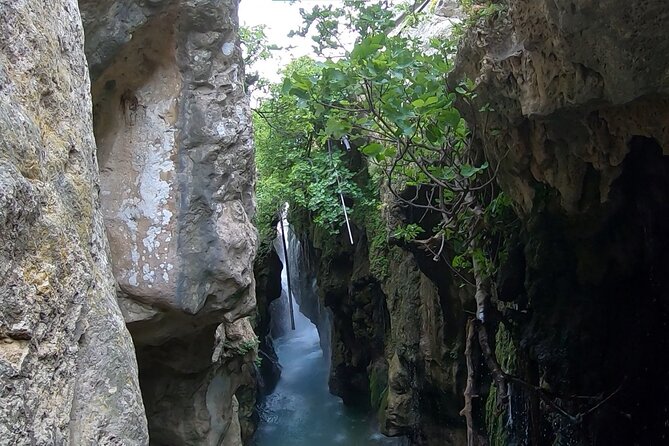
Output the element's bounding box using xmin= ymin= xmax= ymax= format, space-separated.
xmin=328 ymin=140 xmax=354 ymax=245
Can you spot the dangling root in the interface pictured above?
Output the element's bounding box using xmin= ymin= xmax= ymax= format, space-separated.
xmin=461 ymin=316 xmax=624 ymax=438
xmin=460 ymin=318 xmax=477 ymax=446
xmin=477 ymin=322 xmax=509 ymax=408
xmin=460 ymin=317 xmax=510 ymax=446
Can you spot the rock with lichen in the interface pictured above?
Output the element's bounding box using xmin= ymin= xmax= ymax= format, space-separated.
xmin=78 ymin=0 xmax=258 ymax=444
xmin=0 ymin=0 xmax=148 ymax=443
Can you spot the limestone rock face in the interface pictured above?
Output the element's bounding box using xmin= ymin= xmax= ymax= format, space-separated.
xmin=79 ymin=0 xmax=257 ymax=444
xmin=0 ymin=0 xmax=148 ymax=444
xmin=82 ymin=0 xmax=256 ymax=331
xmin=453 ymin=1 xmax=669 ymax=443
xmin=453 ymin=0 xmax=669 ymax=214
xmin=365 ymin=179 xmax=469 ymax=445
xmin=137 ymin=317 xmax=257 ymax=445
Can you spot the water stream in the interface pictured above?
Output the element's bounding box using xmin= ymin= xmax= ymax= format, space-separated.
xmin=253 ymin=226 xmax=405 ymax=446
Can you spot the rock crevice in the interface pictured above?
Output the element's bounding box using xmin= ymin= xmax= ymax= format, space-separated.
xmin=81 ymin=0 xmax=258 ymax=444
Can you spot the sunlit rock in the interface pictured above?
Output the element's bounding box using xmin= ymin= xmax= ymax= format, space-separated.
xmin=79 ymin=0 xmax=257 ymax=444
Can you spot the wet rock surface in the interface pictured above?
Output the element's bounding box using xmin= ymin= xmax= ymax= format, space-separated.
xmin=285 ymin=188 xmax=464 ymax=444
xmin=452 ymin=0 xmax=669 ymax=443
xmin=253 ymin=244 xmax=283 ymax=395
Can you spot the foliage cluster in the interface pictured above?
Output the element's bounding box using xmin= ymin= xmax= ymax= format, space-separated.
xmin=456 ymin=0 xmax=508 ymax=31
xmin=245 ymin=2 xmax=520 ymax=442
xmin=242 ymin=3 xmax=610 ymax=444
xmin=250 ymin=0 xmax=516 ymax=281
xmin=281 ymin=1 xmax=516 ymax=286
xmin=253 ymin=57 xmax=376 ymax=245
xmin=240 ymin=24 xmax=280 ymax=93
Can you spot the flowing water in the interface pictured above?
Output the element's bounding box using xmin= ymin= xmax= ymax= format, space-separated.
xmin=253 ymin=228 xmax=405 ymax=446
xmin=253 ymin=299 xmax=404 ymax=446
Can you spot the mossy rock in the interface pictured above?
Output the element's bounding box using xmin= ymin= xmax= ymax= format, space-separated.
xmin=369 ymin=361 xmax=389 ymax=410
xmin=485 ymin=322 xmax=517 ymax=446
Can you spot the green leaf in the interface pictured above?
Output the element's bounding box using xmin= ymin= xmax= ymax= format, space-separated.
xmin=460 ymin=164 xmax=476 ymax=178
xmin=442 ymin=166 xmax=457 ymax=181
xmin=362 ymin=143 xmax=384 ymax=156
xmin=411 ymin=98 xmax=425 ymax=108
xmin=424 ymin=96 xmax=439 ymax=106
xmin=442 ymin=108 xmax=461 ymax=127
xmin=398 ymin=120 xmax=415 ymax=136
xmin=383 ymin=146 xmax=397 ymax=158
xmin=289 ymin=87 xmax=310 ymax=100
xmin=314 ymin=103 xmax=326 ymax=117
xmin=351 ymin=35 xmax=384 ymax=61
xmin=324 ymin=116 xmax=348 ymax=138
xmin=425 ymin=123 xmax=443 ymax=144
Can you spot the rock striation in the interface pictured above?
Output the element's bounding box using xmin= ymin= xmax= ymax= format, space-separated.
xmin=79 ymin=0 xmax=258 ymax=444
xmin=0 ymin=0 xmax=148 ymax=444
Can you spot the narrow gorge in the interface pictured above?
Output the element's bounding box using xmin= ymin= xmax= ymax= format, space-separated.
xmin=1 ymin=0 xmax=668 ymax=445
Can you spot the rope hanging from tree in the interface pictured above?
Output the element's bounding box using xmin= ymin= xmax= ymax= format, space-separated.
xmin=328 ymin=139 xmax=354 ymax=245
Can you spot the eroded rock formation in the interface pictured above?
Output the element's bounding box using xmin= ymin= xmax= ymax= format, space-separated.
xmin=453 ymin=0 xmax=669 ymax=214
xmin=256 ymin=1 xmax=669 ymax=445
xmin=0 ymin=0 xmax=148 ymax=443
xmin=283 ymin=199 xmax=470 ymax=445
xmin=79 ymin=0 xmax=258 ymax=444
xmin=450 ymin=0 xmax=669 ymax=443
xmin=2 ymin=0 xmax=258 ymax=444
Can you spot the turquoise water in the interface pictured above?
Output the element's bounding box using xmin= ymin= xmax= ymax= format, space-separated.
xmin=253 ymin=300 xmax=404 ymax=446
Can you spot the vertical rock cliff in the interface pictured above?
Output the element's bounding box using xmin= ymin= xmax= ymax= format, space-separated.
xmin=0 ymin=0 xmax=148 ymax=444
xmin=449 ymin=0 xmax=669 ymax=443
xmin=282 ymin=200 xmax=468 ymax=445
xmin=253 ymin=1 xmax=669 ymax=444
xmin=78 ymin=0 xmax=258 ymax=444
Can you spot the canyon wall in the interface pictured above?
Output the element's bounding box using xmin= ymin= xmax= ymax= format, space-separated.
xmin=79 ymin=0 xmax=258 ymax=444
xmin=261 ymin=1 xmax=669 ymax=445
xmin=0 ymin=0 xmax=148 ymax=443
xmin=274 ymin=146 xmax=468 ymax=445
xmin=286 ymin=210 xmax=471 ymax=445
xmin=1 ymin=0 xmax=258 ymax=444
xmin=451 ymin=0 xmax=669 ymax=443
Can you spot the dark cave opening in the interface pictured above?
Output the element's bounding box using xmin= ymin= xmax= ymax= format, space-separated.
xmin=494 ymin=134 xmax=669 ymax=445
xmin=592 ymin=136 xmax=669 ymax=444
xmin=525 ymin=136 xmax=669 ymax=445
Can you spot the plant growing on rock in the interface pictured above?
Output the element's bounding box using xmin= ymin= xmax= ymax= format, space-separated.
xmin=250 ymin=1 xmax=619 ymax=442
xmin=282 ymin=0 xmax=648 ymax=445
xmin=240 ymin=24 xmax=280 ymax=92
xmin=281 ymin=1 xmax=622 ymax=444
xmin=282 ymin=0 xmax=516 ymax=440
